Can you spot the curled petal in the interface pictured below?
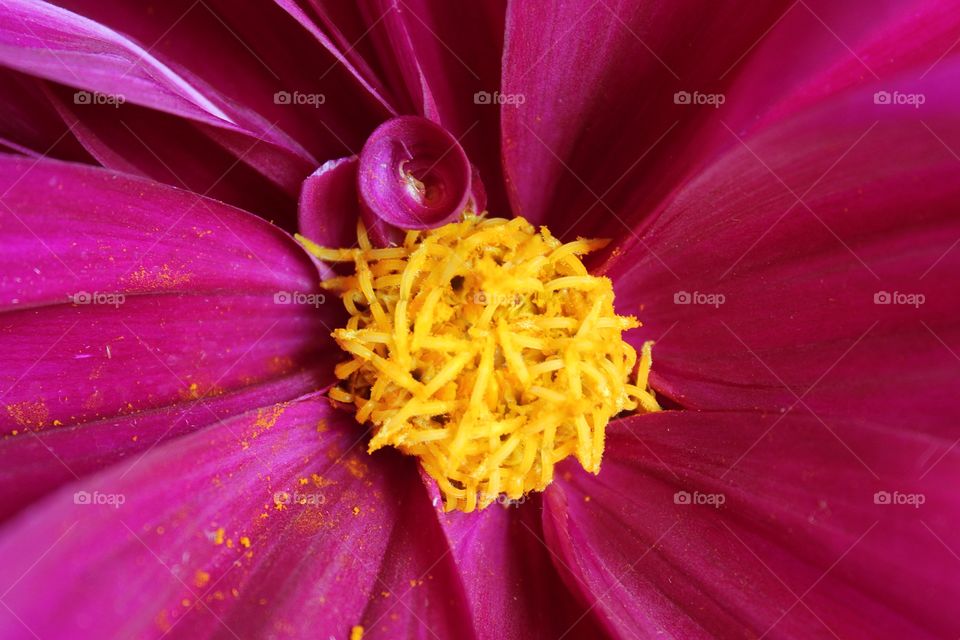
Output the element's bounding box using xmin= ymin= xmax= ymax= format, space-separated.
xmin=357 ymin=116 xmax=472 ymax=242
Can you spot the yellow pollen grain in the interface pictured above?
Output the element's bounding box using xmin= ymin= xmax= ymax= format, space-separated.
xmin=194 ymin=570 xmax=211 ymax=588
xmin=300 ymin=214 xmax=661 ymax=513
xmin=350 ymin=626 xmax=364 ymax=640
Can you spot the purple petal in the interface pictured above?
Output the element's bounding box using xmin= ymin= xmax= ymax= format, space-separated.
xmin=277 ymin=0 xmax=424 ymax=116
xmin=0 ymin=395 xmax=473 ymax=639
xmin=51 ymin=0 xmax=390 ymax=161
xmin=358 ymin=116 xmax=472 ymax=240
xmin=604 ymin=69 xmax=960 ymax=437
xmin=501 ymin=0 xmax=791 ymax=235
xmin=0 ymin=156 xmax=339 ymax=516
xmin=0 ymin=68 xmax=91 ymax=161
xmin=398 ymin=0 xmax=509 ymax=214
xmin=273 ymin=0 xmax=399 ymax=115
xmin=298 ymin=156 xmax=362 ymax=250
xmin=0 ymin=372 xmax=322 ymax=521
xmin=727 ymin=0 xmax=960 ymax=135
xmin=44 ymin=83 xmax=307 ymax=227
xmin=0 ymin=0 xmax=398 ymax=224
xmin=543 ymin=411 xmax=960 ymax=639
xmin=277 ymin=0 xmax=511 ymax=213
xmin=0 ymin=0 xmax=235 ymax=128
xmin=650 ymin=0 xmax=960 ymax=191
xmin=425 ymin=473 xmax=606 ymax=639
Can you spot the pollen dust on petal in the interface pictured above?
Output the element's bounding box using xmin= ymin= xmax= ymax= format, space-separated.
xmin=123 ymin=264 xmax=192 ymax=291
xmin=239 ymin=403 xmax=287 ymax=450
xmin=6 ymin=399 xmax=49 ymax=431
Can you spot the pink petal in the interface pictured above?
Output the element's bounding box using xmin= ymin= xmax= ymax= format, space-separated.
xmin=0 ymin=395 xmax=472 ymax=639
xmin=278 ymin=0 xmax=510 ymax=213
xmin=44 ymin=83 xmax=306 ymax=228
xmin=425 ymin=473 xmax=606 ymax=640
xmin=661 ymin=1 xmax=960 ymax=187
xmin=0 ymin=68 xmax=91 ymax=161
xmin=0 ymin=156 xmax=338 ymax=516
xmin=391 ymin=0 xmax=510 ymax=214
xmin=0 ymin=0 xmax=233 ymax=129
xmin=272 ymin=0 xmax=399 ymax=115
xmin=501 ymin=0 xmax=792 ymax=234
xmin=298 ymin=156 xmax=362 ymax=250
xmin=604 ymin=69 xmax=960 ymax=433
xmin=0 ymin=372 xmax=325 ymax=522
xmin=0 ymin=0 xmax=398 ymax=226
xmin=543 ymin=411 xmax=960 ymax=639
xmin=734 ymin=0 xmax=960 ymax=135
xmin=51 ymin=0 xmax=389 ymax=161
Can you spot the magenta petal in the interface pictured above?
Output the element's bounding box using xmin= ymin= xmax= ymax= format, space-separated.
xmin=289 ymin=0 xmax=511 ymax=214
xmin=280 ymin=0 xmax=425 ymax=116
xmin=727 ymin=0 xmax=960 ymax=136
xmin=501 ymin=1 xmax=791 ymax=235
xmin=0 ymin=372 xmax=322 ymax=521
xmin=44 ymin=84 xmax=307 ymax=227
xmin=424 ymin=473 xmax=605 ymax=640
xmin=397 ymin=0 xmax=509 ymax=214
xmin=0 ymin=155 xmax=323 ymax=304
xmin=543 ymin=411 xmax=960 ymax=639
xmin=0 ymin=68 xmax=92 ymax=161
xmin=0 ymin=396 xmax=471 ymax=639
xmin=272 ymin=0 xmax=399 ymax=116
xmin=604 ymin=73 xmax=960 ymax=429
xmin=358 ymin=115 xmax=472 ymax=239
xmin=62 ymin=0 xmax=390 ymax=158
xmin=0 ymin=0 xmax=235 ymax=127
xmin=6 ymin=0 xmax=387 ymax=163
xmin=298 ymin=156 xmax=362 ymax=250
xmin=0 ymin=156 xmax=339 ymax=513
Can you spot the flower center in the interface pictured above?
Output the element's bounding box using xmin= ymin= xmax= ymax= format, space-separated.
xmin=299 ymin=215 xmax=660 ymax=512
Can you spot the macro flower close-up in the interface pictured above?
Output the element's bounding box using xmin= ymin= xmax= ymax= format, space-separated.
xmin=1 ymin=0 xmax=959 ymax=638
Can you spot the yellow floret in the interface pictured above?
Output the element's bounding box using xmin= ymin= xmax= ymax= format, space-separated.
xmin=299 ymin=214 xmax=660 ymax=512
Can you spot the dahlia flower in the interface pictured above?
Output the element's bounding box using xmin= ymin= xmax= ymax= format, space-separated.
xmin=0 ymin=1 xmax=958 ymax=639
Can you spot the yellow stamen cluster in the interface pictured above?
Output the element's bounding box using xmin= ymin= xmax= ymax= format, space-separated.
xmin=298 ymin=215 xmax=660 ymax=512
